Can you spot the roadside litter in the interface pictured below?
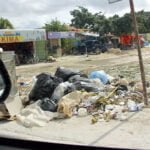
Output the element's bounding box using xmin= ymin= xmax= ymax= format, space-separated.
xmin=89 ymin=70 xmax=114 ymax=84
xmin=57 ymin=91 xmax=82 ymax=118
xmin=16 ymin=101 xmax=58 ymax=127
xmin=29 ymin=73 xmax=63 ymax=101
xmin=16 ymin=67 xmax=147 ymax=127
xmin=47 ymin=56 xmax=56 ymax=62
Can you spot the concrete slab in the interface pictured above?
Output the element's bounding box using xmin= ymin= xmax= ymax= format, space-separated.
xmin=0 ymin=109 xmax=149 ymax=149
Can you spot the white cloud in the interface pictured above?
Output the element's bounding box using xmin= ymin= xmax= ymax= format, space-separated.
xmin=0 ymin=0 xmax=149 ymax=28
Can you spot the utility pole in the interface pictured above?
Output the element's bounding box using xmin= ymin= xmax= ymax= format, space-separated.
xmin=108 ymin=0 xmax=148 ymax=105
xmin=129 ymin=0 xmax=148 ymax=105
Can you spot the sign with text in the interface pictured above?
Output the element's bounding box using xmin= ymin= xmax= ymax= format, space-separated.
xmin=48 ymin=32 xmax=75 ymax=39
xmin=0 ymin=29 xmax=46 ymax=43
xmin=0 ymin=36 xmax=24 ymax=43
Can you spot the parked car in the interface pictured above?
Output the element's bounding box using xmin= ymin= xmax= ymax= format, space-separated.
xmin=72 ymin=40 xmax=108 ymax=54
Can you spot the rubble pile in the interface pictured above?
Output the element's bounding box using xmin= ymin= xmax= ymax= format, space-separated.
xmin=17 ymin=67 xmax=148 ymax=127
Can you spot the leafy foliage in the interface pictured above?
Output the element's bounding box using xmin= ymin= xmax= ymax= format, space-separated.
xmin=70 ymin=7 xmax=150 ymax=36
xmin=44 ymin=19 xmax=68 ymax=32
xmin=110 ymin=14 xmax=133 ymax=35
xmin=70 ymin=6 xmax=94 ymax=29
xmin=0 ymin=17 xmax=14 ymax=29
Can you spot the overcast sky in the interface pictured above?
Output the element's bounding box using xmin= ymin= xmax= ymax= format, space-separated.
xmin=0 ymin=0 xmax=149 ymax=29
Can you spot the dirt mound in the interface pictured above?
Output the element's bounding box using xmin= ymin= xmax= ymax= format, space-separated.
xmin=108 ymin=48 xmax=122 ymax=55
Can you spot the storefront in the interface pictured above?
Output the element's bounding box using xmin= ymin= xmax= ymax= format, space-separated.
xmin=0 ymin=29 xmax=47 ymax=65
xmin=47 ymin=32 xmax=75 ymax=56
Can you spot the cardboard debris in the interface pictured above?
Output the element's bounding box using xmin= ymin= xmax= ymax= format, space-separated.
xmin=58 ymin=91 xmax=82 ymax=118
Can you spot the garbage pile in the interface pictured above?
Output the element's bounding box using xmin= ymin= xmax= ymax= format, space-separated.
xmin=17 ymin=67 xmax=148 ymax=127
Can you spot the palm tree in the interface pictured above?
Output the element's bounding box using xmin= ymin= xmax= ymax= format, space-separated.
xmin=0 ymin=17 xmax=14 ymax=29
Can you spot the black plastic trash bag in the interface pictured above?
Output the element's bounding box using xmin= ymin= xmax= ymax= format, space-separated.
xmin=40 ymin=82 xmax=76 ymax=112
xmin=29 ymin=73 xmax=63 ymax=101
xmin=55 ymin=67 xmax=81 ymax=82
xmin=74 ymin=81 xmax=101 ymax=92
xmin=50 ymin=82 xmax=75 ymax=103
xmin=69 ymin=75 xmax=92 ymax=83
xmin=40 ymin=98 xmax=58 ymax=112
xmin=117 ymin=85 xmax=128 ymax=91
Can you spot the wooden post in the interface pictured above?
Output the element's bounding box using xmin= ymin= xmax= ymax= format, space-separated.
xmin=129 ymin=0 xmax=148 ymax=105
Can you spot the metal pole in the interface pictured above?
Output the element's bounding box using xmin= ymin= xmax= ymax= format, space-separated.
xmin=85 ymin=47 xmax=88 ymax=57
xmin=129 ymin=0 xmax=148 ymax=105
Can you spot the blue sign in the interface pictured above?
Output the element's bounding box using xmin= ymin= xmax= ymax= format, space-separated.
xmin=48 ymin=32 xmax=75 ymax=39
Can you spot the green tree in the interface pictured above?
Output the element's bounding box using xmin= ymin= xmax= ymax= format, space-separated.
xmin=70 ymin=7 xmax=109 ymax=35
xmin=70 ymin=6 xmax=94 ymax=29
xmin=145 ymin=16 xmax=150 ymax=33
xmin=44 ymin=19 xmax=68 ymax=32
xmin=136 ymin=10 xmax=150 ymax=33
xmin=70 ymin=7 xmax=150 ymax=36
xmin=91 ymin=12 xmax=111 ymax=35
xmin=109 ymin=14 xmax=133 ymax=36
xmin=70 ymin=7 xmax=113 ymax=35
xmin=109 ymin=11 xmax=150 ymax=35
xmin=0 ymin=17 xmax=14 ymax=29
xmin=109 ymin=15 xmax=119 ymax=34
